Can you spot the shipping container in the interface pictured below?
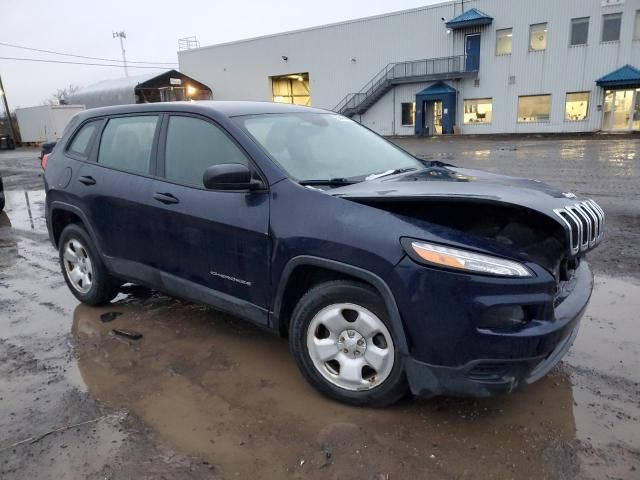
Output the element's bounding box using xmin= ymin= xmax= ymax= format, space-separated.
xmin=15 ymin=104 xmax=85 ymax=143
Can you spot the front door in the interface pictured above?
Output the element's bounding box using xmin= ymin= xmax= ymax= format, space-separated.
xmin=603 ymin=89 xmax=638 ymax=131
xmin=151 ymin=114 xmax=271 ymax=315
xmin=433 ymin=101 xmax=443 ymax=135
xmin=422 ymin=101 xmax=443 ymax=135
xmin=465 ymin=34 xmax=481 ymax=71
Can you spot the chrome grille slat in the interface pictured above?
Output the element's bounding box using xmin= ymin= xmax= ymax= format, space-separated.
xmin=553 ymin=199 xmax=604 ymax=255
xmin=580 ymin=202 xmax=600 ymax=246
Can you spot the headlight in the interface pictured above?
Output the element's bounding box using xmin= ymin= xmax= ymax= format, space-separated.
xmin=402 ymin=239 xmax=533 ymax=278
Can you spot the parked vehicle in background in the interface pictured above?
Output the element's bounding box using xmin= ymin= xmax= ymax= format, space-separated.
xmin=0 ymin=134 xmax=15 ymax=150
xmin=40 ymin=141 xmax=57 ymax=160
xmin=43 ymin=101 xmax=604 ymax=406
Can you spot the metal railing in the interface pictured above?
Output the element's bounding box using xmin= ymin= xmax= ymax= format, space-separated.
xmin=334 ymin=54 xmax=477 ymax=115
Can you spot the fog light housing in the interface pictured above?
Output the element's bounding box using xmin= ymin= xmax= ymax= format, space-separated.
xmin=479 ymin=305 xmax=528 ymax=331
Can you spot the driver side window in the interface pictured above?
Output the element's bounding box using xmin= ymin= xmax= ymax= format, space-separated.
xmin=164 ymin=116 xmax=248 ymax=187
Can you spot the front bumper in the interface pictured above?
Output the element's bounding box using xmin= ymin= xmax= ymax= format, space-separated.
xmin=391 ymin=258 xmax=592 ymax=397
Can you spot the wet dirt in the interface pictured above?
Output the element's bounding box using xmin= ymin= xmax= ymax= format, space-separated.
xmin=1 ymin=144 xmax=639 ymax=479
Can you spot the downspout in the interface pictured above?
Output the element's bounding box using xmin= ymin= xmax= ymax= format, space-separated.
xmin=393 ymin=87 xmax=396 ymax=136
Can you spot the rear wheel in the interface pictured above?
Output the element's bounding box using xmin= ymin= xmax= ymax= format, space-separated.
xmin=289 ymin=280 xmax=408 ymax=406
xmin=58 ymin=224 xmax=120 ymax=305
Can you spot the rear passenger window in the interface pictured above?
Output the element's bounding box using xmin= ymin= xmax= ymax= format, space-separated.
xmin=98 ymin=116 xmax=158 ymax=174
xmin=68 ymin=121 xmax=99 ymax=157
xmin=164 ymin=116 xmax=248 ymax=187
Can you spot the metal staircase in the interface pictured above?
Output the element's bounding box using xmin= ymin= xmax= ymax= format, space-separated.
xmin=333 ymin=55 xmax=478 ymax=117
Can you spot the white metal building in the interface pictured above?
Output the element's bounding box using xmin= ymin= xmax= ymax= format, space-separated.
xmin=178 ymin=0 xmax=640 ymax=135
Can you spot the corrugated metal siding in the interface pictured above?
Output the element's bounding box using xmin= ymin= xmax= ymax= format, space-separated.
xmin=179 ymin=0 xmax=640 ymax=134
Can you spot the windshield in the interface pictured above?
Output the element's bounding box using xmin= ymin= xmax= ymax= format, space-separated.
xmin=234 ymin=113 xmax=422 ymax=182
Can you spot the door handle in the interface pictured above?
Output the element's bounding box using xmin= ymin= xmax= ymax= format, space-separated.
xmin=78 ymin=175 xmax=96 ymax=186
xmin=153 ymin=192 xmax=180 ymax=205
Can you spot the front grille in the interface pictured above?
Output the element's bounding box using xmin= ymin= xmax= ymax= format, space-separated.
xmin=553 ymin=199 xmax=604 ymax=255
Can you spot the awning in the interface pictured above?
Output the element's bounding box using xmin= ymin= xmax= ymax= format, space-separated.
xmin=596 ymin=64 xmax=640 ymax=88
xmin=416 ymin=82 xmax=457 ymax=98
xmin=445 ymin=8 xmax=493 ymax=30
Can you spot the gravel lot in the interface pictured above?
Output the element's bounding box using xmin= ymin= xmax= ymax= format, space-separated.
xmin=1 ymin=138 xmax=639 ymax=479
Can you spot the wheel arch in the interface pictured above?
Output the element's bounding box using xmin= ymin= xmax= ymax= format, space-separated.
xmin=272 ymin=256 xmax=409 ymax=355
xmin=48 ymin=201 xmax=101 ymax=252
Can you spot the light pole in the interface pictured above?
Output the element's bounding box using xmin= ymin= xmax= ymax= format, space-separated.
xmin=0 ymin=73 xmax=17 ymax=142
xmin=112 ymin=30 xmax=128 ymax=77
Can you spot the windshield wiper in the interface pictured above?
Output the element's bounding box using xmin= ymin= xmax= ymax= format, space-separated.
xmin=298 ymin=178 xmax=356 ymax=186
xmin=365 ymin=167 xmax=419 ymax=180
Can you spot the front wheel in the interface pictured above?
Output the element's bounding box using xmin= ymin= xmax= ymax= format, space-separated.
xmin=289 ymin=280 xmax=408 ymax=406
xmin=58 ymin=224 xmax=120 ymax=305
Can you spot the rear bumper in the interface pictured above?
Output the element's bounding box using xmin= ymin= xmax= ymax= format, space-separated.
xmin=399 ymin=260 xmax=592 ymax=397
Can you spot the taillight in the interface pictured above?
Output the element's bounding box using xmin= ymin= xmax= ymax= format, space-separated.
xmin=41 ymin=153 xmax=50 ymax=169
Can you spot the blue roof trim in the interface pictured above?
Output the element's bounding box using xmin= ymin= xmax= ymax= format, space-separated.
xmin=446 ymin=8 xmax=493 ymax=29
xmin=596 ymin=64 xmax=640 ymax=87
xmin=416 ymin=82 xmax=457 ymax=96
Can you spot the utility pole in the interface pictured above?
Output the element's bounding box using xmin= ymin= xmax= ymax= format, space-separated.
xmin=0 ymin=73 xmax=17 ymax=142
xmin=112 ymin=30 xmax=128 ymax=77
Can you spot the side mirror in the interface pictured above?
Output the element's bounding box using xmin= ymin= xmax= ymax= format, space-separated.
xmin=203 ymin=163 xmax=262 ymax=191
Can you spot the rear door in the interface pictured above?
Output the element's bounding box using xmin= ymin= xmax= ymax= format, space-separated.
xmin=150 ymin=113 xmax=271 ymax=314
xmin=75 ymin=114 xmax=161 ymax=269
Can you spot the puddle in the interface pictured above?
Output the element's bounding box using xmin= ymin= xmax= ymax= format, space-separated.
xmin=68 ymin=273 xmax=640 ymax=479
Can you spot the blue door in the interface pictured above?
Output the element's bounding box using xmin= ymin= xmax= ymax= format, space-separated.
xmin=465 ymin=34 xmax=480 ymax=71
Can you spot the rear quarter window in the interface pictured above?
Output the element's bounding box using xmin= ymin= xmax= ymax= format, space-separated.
xmin=97 ymin=116 xmax=159 ymax=175
xmin=67 ymin=121 xmax=100 ymax=157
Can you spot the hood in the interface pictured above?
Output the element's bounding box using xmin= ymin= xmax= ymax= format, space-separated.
xmin=327 ymin=166 xmax=580 ymax=215
xmin=328 ymin=165 xmax=604 ymax=261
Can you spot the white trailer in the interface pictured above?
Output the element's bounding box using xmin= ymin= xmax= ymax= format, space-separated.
xmin=16 ymin=104 xmax=85 ymax=143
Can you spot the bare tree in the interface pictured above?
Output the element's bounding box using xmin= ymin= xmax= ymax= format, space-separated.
xmin=44 ymin=84 xmax=80 ymax=105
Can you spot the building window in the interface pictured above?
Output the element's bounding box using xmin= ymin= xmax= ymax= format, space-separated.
xmin=601 ymin=13 xmax=622 ymax=42
xmin=496 ymin=28 xmax=513 ymax=55
xmin=634 ymin=10 xmax=640 ymax=40
xmin=517 ymin=95 xmax=551 ymax=123
xmin=401 ymin=102 xmax=416 ymax=126
xmin=271 ymin=73 xmax=310 ymax=106
xmin=570 ymin=17 xmax=589 ymax=46
xmin=565 ymin=92 xmax=590 ymax=121
xmin=529 ymin=23 xmax=547 ymax=51
xmin=464 ymin=98 xmax=493 ymax=124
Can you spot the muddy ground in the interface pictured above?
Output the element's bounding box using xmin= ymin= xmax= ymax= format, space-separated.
xmin=1 ymin=138 xmax=639 ymax=479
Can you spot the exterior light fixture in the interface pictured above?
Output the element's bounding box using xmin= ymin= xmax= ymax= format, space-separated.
xmin=282 ymin=55 xmax=288 ymax=61
xmin=186 ymin=85 xmax=197 ymax=96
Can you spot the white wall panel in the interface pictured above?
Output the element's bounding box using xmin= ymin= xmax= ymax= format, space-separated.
xmin=179 ymin=0 xmax=640 ymax=134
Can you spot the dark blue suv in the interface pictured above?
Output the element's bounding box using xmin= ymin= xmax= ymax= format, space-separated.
xmin=44 ymin=102 xmax=603 ymax=406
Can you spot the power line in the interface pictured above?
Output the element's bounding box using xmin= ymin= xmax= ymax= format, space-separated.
xmin=0 ymin=41 xmax=178 ymax=65
xmin=0 ymin=56 xmax=176 ymax=69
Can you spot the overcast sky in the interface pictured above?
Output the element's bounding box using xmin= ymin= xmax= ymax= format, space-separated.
xmin=0 ymin=0 xmax=441 ymax=109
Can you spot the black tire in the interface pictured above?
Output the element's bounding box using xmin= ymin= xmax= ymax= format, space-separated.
xmin=289 ymin=280 xmax=408 ymax=407
xmin=0 ymin=195 xmax=4 ymax=211
xmin=58 ymin=223 xmax=120 ymax=305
